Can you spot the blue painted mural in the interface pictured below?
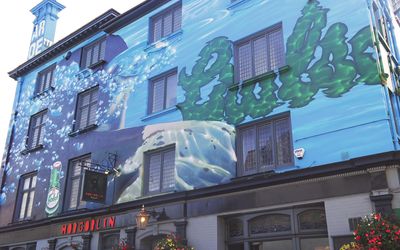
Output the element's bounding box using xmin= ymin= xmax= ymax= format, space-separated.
xmin=0 ymin=0 xmax=396 ymax=226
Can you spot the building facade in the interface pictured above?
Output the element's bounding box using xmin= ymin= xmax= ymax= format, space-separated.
xmin=1 ymin=0 xmax=400 ymax=249
xmin=391 ymin=0 xmax=400 ymax=17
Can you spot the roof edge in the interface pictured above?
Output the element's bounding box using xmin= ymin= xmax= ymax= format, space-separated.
xmin=8 ymin=8 xmax=120 ymax=80
xmin=102 ymin=0 xmax=171 ymax=33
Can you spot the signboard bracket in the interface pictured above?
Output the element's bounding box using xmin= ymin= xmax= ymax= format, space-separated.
xmin=79 ymin=152 xmax=119 ymax=176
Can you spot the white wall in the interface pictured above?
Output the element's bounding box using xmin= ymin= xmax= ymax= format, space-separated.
xmin=35 ymin=239 xmax=48 ymax=250
xmin=325 ymin=193 xmax=373 ymax=249
xmin=386 ymin=167 xmax=400 ymax=210
xmin=187 ymin=215 xmax=219 ymax=250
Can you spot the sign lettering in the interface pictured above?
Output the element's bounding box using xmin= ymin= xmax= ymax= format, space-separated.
xmin=28 ymin=20 xmax=54 ymax=59
xmin=60 ymin=216 xmax=116 ymax=235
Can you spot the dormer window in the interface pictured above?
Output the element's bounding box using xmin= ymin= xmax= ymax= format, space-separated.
xmin=35 ymin=64 xmax=56 ymax=95
xmin=149 ymin=1 xmax=182 ymax=43
xmin=80 ymin=38 xmax=106 ymax=69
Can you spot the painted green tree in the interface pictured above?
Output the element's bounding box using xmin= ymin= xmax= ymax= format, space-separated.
xmin=278 ymin=0 xmax=379 ymax=107
xmin=178 ymin=37 xmax=233 ymax=121
xmin=178 ymin=0 xmax=380 ymax=124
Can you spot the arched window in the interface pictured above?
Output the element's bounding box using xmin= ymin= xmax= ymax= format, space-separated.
xmin=249 ymin=214 xmax=291 ymax=234
xmin=59 ymin=247 xmax=78 ymax=250
xmin=101 ymin=232 xmax=120 ymax=250
xmin=228 ymin=219 xmax=243 ymax=238
xmin=298 ymin=209 xmax=327 ymax=231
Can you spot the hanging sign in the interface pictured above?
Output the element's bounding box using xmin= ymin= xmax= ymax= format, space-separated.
xmin=82 ymin=170 xmax=107 ymax=203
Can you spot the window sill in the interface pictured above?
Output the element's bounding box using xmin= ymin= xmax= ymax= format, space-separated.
xmin=229 ymin=65 xmax=290 ymax=91
xmin=32 ymin=86 xmax=55 ymax=99
xmin=141 ymin=106 xmax=178 ymax=121
xmin=144 ymin=189 xmax=175 ymax=198
xmin=21 ymin=144 xmax=44 ymax=155
xmin=75 ymin=60 xmax=106 ymax=80
xmin=68 ymin=124 xmax=98 ymax=137
xmin=231 ymin=169 xmax=276 ymax=182
xmin=145 ymin=30 xmax=183 ymax=52
xmin=60 ymin=208 xmax=89 ymax=216
xmin=9 ymin=218 xmax=34 ymax=225
xmin=87 ymin=59 xmax=107 ymax=70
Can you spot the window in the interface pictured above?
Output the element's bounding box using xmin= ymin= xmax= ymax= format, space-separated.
xmin=15 ymin=173 xmax=37 ymax=221
xmin=348 ymin=217 xmax=362 ymax=231
xmin=81 ymin=38 xmax=106 ymax=69
xmin=35 ymin=64 xmax=55 ymax=95
xmin=65 ymin=155 xmax=90 ymax=210
xmin=26 ymin=110 xmax=47 ymax=149
xmin=249 ymin=214 xmax=291 ymax=234
xmin=149 ymin=2 xmax=182 ymax=43
xmin=237 ymin=113 xmax=293 ymax=176
xmin=228 ymin=219 xmax=244 ymax=238
xmin=298 ymin=209 xmax=327 ymax=231
xmin=101 ymin=232 xmax=120 ymax=250
xmin=226 ymin=206 xmax=328 ymax=250
xmin=145 ymin=147 xmax=175 ymax=194
xmin=9 ymin=243 xmax=36 ymax=250
xmin=74 ymin=86 xmax=99 ymax=131
xmin=148 ymin=69 xmax=177 ymax=114
xmin=234 ymin=23 xmax=284 ymax=82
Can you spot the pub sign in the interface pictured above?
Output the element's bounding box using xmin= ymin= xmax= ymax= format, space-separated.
xmin=82 ymin=170 xmax=107 ymax=203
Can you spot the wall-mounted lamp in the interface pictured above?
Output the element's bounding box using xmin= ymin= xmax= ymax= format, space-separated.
xmin=135 ymin=205 xmax=169 ymax=230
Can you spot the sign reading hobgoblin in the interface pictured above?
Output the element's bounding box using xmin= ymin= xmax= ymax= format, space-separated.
xmin=60 ymin=216 xmax=116 ymax=235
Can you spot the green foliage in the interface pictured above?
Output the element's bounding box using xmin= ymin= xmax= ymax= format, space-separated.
xmin=178 ymin=0 xmax=380 ymax=124
xmin=224 ymin=76 xmax=281 ymax=124
xmin=153 ymin=233 xmax=194 ymax=250
xmin=278 ymin=1 xmax=328 ymax=107
xmin=178 ymin=37 xmax=233 ymax=121
xmin=349 ymin=26 xmax=381 ymax=85
xmin=278 ymin=0 xmax=378 ymax=108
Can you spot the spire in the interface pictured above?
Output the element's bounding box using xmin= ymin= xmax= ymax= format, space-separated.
xmin=28 ymin=0 xmax=65 ymax=59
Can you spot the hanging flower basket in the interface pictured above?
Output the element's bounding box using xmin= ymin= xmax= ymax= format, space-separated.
xmin=340 ymin=213 xmax=400 ymax=250
xmin=112 ymin=238 xmax=132 ymax=250
xmin=153 ymin=233 xmax=194 ymax=250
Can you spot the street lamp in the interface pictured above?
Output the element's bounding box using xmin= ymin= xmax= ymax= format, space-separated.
xmin=135 ymin=205 xmax=169 ymax=230
xmin=136 ymin=205 xmax=150 ymax=230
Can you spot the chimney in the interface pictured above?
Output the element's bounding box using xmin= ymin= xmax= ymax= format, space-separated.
xmin=28 ymin=0 xmax=65 ymax=59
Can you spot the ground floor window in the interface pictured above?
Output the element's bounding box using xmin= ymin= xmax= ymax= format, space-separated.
xmin=8 ymin=243 xmax=36 ymax=250
xmin=101 ymin=231 xmax=120 ymax=250
xmin=226 ymin=204 xmax=329 ymax=250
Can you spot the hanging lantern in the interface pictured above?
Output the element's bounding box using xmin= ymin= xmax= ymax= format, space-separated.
xmin=136 ymin=205 xmax=150 ymax=230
